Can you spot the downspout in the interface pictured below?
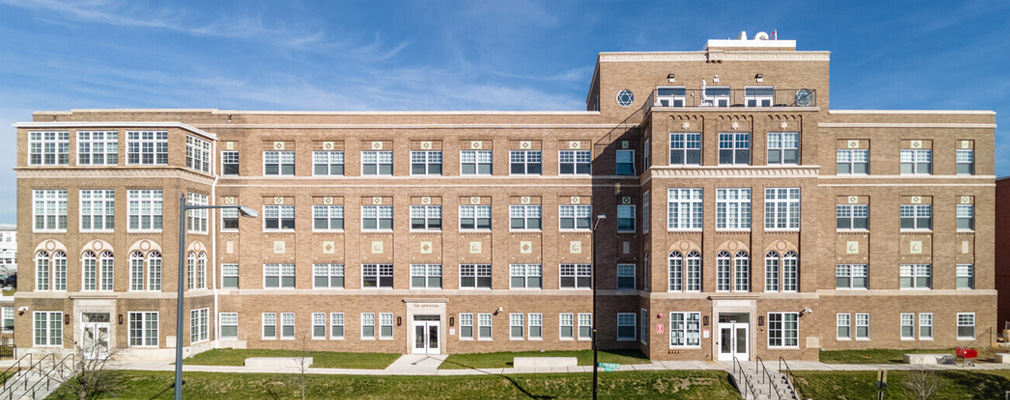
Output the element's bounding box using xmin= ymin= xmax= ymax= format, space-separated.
xmin=211 ymin=138 xmax=220 ymax=348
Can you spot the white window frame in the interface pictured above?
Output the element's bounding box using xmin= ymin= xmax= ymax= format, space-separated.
xmin=617 ymin=205 xmax=635 ymax=233
xmin=77 ymin=130 xmax=118 ymax=166
xmin=361 ymin=150 xmax=393 ymax=176
xmin=33 ymin=311 xmax=63 ymax=346
xmin=263 ymin=263 xmax=296 ymax=289
xmin=836 ymin=148 xmax=869 ymax=175
xmin=379 ymin=313 xmax=394 ymax=339
xmin=459 ymin=313 xmax=474 ymax=340
xmin=766 ymin=132 xmax=799 ymax=165
xmin=900 ymin=264 xmax=932 ymax=289
xmin=361 ymin=312 xmax=375 ymax=339
xmin=263 ymin=204 xmax=295 ymax=231
xmin=956 ymin=149 xmax=974 ymax=175
xmin=221 ymin=263 xmax=238 ymax=289
xmin=560 ymin=264 xmax=592 ymax=289
xmin=956 ymin=264 xmax=974 ymax=290
xmin=900 ymin=204 xmax=932 ymax=231
xmin=313 ymin=263 xmax=345 ymax=289
xmin=361 ymin=205 xmax=393 ymax=231
xmin=957 ymin=313 xmax=975 ymax=340
xmin=669 ymin=133 xmax=701 ymax=165
xmin=460 ymin=150 xmax=493 ymax=175
xmin=410 ymin=150 xmax=441 ymax=176
xmin=221 ymin=151 xmax=239 ymax=175
xmin=509 ymin=150 xmax=542 ymax=175
xmin=219 ymin=312 xmax=238 ymax=339
xmin=29 ymin=131 xmax=70 ymax=166
xmin=185 ymin=135 xmax=211 ymax=173
xmin=558 ymin=149 xmax=591 ymax=175
xmin=262 ymin=312 xmax=277 ymax=339
xmin=80 ymin=189 xmax=115 ymax=232
xmin=616 ymin=263 xmax=635 ymax=290
xmin=767 ymin=312 xmax=799 ymax=348
xmin=900 ymin=149 xmax=932 ymax=175
xmin=643 ymin=191 xmax=650 ymax=233
xmin=362 ymin=264 xmax=394 ymax=289
xmin=509 ymin=264 xmax=542 ymax=289
xmin=578 ymin=313 xmax=592 ymax=341
xmin=528 ymin=313 xmax=543 ymax=340
xmin=835 ymin=264 xmax=868 ymax=290
xmin=186 ymin=193 xmax=208 ymax=234
xmin=764 ymin=188 xmax=801 ymax=231
xmin=900 ymin=313 xmax=915 ymax=340
xmin=127 ymin=189 xmax=163 ymax=232
xmin=459 ymin=205 xmax=492 ymax=231
xmin=409 ymin=264 xmax=442 ymax=289
xmin=718 ymin=132 xmax=750 ymax=165
xmin=836 ymin=313 xmax=851 ymax=340
xmin=313 ymin=205 xmax=345 ymax=232
xmin=918 ymin=313 xmax=933 ymax=340
xmin=716 ymin=188 xmax=751 ymax=230
xmin=559 ymin=313 xmax=574 ymax=340
xmin=510 ymin=313 xmax=524 ymax=340
xmin=330 ymin=312 xmax=345 ymax=339
xmin=280 ymin=312 xmax=295 ymax=339
xmin=855 ymin=313 xmax=870 ymax=340
xmin=616 ymin=149 xmax=635 ymax=175
xmin=559 ymin=205 xmax=591 ymax=230
xmin=669 ymin=311 xmax=701 ymax=348
xmin=190 ymin=308 xmax=209 ymax=343
xmin=478 ymin=313 xmax=492 ymax=340
xmin=126 ymin=130 xmax=168 ymax=165
xmin=460 ymin=264 xmax=492 ymax=289
xmin=409 ymin=205 xmax=441 ymax=231
xmin=957 ymin=204 xmax=974 ymax=231
xmin=263 ymin=151 xmax=295 ymax=176
xmin=128 ymin=311 xmax=159 ymax=347
xmin=617 ymin=313 xmax=636 ymax=341
xmin=667 ymin=188 xmax=703 ymax=231
xmin=509 ymin=205 xmax=542 ymax=231
xmin=33 ymin=189 xmax=68 ymax=232
xmin=744 ymin=86 xmax=774 ymax=107
xmin=313 ymin=150 xmax=345 ymax=176
xmin=836 ymin=204 xmax=869 ymax=231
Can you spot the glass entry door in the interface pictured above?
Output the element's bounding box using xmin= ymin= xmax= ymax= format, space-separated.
xmin=81 ymin=312 xmax=111 ymax=360
xmin=718 ymin=321 xmax=749 ymax=361
xmin=412 ymin=315 xmax=440 ymax=355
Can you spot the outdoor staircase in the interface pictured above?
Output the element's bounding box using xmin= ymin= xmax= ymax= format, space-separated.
xmin=728 ymin=358 xmax=800 ymax=400
xmin=1 ymin=368 xmax=63 ymax=400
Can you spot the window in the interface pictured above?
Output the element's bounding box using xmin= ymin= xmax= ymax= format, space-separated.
xmin=144 ymin=252 xmax=160 ymax=291
xmin=836 ymin=204 xmax=869 ymax=230
xmin=361 ymin=313 xmax=375 ymax=339
xmin=185 ymin=252 xmax=206 ymax=290
xmin=900 ymin=204 xmax=931 ymax=230
xmin=263 ymin=313 xmax=277 ymax=339
xmin=616 ymin=150 xmax=635 ymax=175
xmin=410 ymin=151 xmax=441 ymax=175
xmin=669 ymin=312 xmax=701 ymax=347
xmin=362 ymin=264 xmax=394 ymax=288
xmin=191 ymin=308 xmax=209 ymax=343
xmin=559 ymin=150 xmax=591 ymax=174
xmin=77 ymin=131 xmax=117 ymax=165
xmin=957 ymin=204 xmax=974 ymax=231
xmin=560 ymin=313 xmax=574 ymax=339
xmin=222 ymin=151 xmax=239 ymax=175
xmin=461 ymin=150 xmax=493 ymax=175
xmin=221 ymin=263 xmax=238 ymax=289
xmin=82 ymin=251 xmax=114 ymax=291
xmin=716 ymin=252 xmax=731 ymax=292
xmin=460 ymin=264 xmax=492 ymax=289
xmin=669 ymin=133 xmax=701 ymax=165
xmin=53 ymin=251 xmax=66 ymax=291
xmin=510 ymin=205 xmax=542 ymax=230
xmin=560 ymin=264 xmax=592 ymax=289
xmin=510 ymin=313 xmax=524 ymax=339
xmin=686 ymin=251 xmax=701 ymax=292
xmin=617 ymin=313 xmax=636 ymax=341
xmin=767 ymin=312 xmax=799 ymax=348
xmin=186 ymin=193 xmax=208 ymax=234
xmin=836 ymin=149 xmax=869 ymax=175
xmin=644 ymin=139 xmax=650 ymax=169
xmin=127 ymin=189 xmax=163 ymax=231
xmin=656 ymin=86 xmax=686 ymax=107
xmin=764 ymin=188 xmax=801 ymax=230
xmin=617 ymin=264 xmax=635 ymax=290
xmin=643 ymin=191 xmax=650 ymax=233
xmin=280 ymin=313 xmax=295 ymax=339
xmin=837 ymin=313 xmax=851 ymax=340
xmin=718 ymin=133 xmax=750 ymax=165
xmin=957 ymin=264 xmax=974 ymax=289
xmin=362 ymin=205 xmax=393 ymax=231
xmin=459 ymin=205 xmax=491 ymax=230
xmin=33 ymin=311 xmax=63 ymax=346
xmin=744 ymin=86 xmax=773 ymax=107
xmin=313 ymin=151 xmax=345 ymax=176
xmin=716 ymin=189 xmax=751 ymax=230
xmin=705 ymin=86 xmax=730 ymax=106
xmin=129 ymin=251 xmax=145 ymax=291
xmin=313 ymin=205 xmax=344 ymax=231
xmin=617 ymin=205 xmax=635 ymax=232
xmin=264 ymin=264 xmax=296 ymax=288
xmin=313 ymin=264 xmax=345 ymax=288
xmin=362 ymin=151 xmax=393 ymax=175
xmin=900 ymin=149 xmax=932 ymax=175
xmin=220 ymin=313 xmax=238 ymax=339
xmin=186 ymin=136 xmax=211 ymax=173
xmin=478 ymin=313 xmax=492 ymax=340
xmin=767 ymin=133 xmax=799 ymax=165
xmin=529 ymin=313 xmax=543 ymax=339
xmin=957 ymin=149 xmax=974 ymax=175
xmin=379 ymin=313 xmax=393 ymax=339
xmin=126 ymin=131 xmax=168 ymax=165
xmin=509 ymin=264 xmax=542 ymax=289
xmin=919 ymin=313 xmax=933 ymax=339
xmin=559 ymin=205 xmax=591 ymax=230
xmin=510 ymin=150 xmax=542 ymax=175
xmin=221 ymin=208 xmax=239 ymax=231
xmin=460 ymin=313 xmax=474 ymax=339
xmin=900 ymin=264 xmax=932 ymax=289
xmin=33 ymin=189 xmax=67 ymax=231
xmin=714 ymin=251 xmax=751 ymax=292
xmin=667 ymin=188 xmax=703 ymax=230
xmin=835 ymin=264 xmax=868 ymax=289
xmin=264 ymin=151 xmax=295 ymax=175
xmin=900 ymin=313 xmax=914 ymax=339
xmin=957 ymin=313 xmax=975 ymax=339
xmin=29 ymin=131 xmax=69 ymax=165
xmin=264 ymin=205 xmax=295 ymax=230
xmin=35 ymin=251 xmax=49 ymax=291
xmin=79 ymin=190 xmax=115 ymax=231
xmin=409 ymin=205 xmax=441 ymax=231
xmin=856 ymin=313 xmax=870 ymax=340
xmin=129 ymin=312 xmax=158 ymax=347
xmin=578 ymin=313 xmax=592 ymax=340
xmin=410 ymin=264 xmax=441 ymax=289
xmin=782 ymin=251 xmax=798 ymax=292
xmin=3 ymin=308 xmax=14 ymax=331
xmin=330 ymin=313 xmax=345 ymax=339
xmin=668 ymin=251 xmax=684 ymax=292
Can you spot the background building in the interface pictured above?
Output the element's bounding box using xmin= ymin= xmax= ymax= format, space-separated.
xmin=12 ymin=34 xmax=996 ymax=361
xmin=0 ymin=224 xmax=15 ymax=279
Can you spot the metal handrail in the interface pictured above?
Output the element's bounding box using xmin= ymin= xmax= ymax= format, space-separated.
xmin=19 ymin=353 xmax=76 ymax=400
xmin=0 ymin=352 xmax=30 ymax=393
xmin=964 ymin=326 xmax=993 ymax=350
xmin=779 ymin=356 xmax=804 ymax=400
xmin=733 ymin=356 xmax=757 ymax=399
xmin=3 ymin=352 xmax=54 ymax=400
xmin=756 ymin=356 xmax=780 ymax=399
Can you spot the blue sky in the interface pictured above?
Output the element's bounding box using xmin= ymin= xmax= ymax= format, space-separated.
xmin=1 ymin=0 xmax=1008 ymax=224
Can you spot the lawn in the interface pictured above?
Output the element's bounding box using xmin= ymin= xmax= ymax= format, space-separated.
xmin=439 ymin=349 xmax=651 ymax=369
xmin=183 ymin=349 xmax=400 ymax=369
xmin=46 ymin=370 xmax=741 ymax=399
xmin=793 ymin=369 xmax=1010 ymax=400
xmin=818 ymin=348 xmax=954 ymax=364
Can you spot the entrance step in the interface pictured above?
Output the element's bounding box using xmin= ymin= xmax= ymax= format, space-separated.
xmin=384 ymin=354 xmax=448 ymax=374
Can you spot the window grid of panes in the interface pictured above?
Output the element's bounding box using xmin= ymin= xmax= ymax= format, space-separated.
xmin=510 ymin=150 xmax=542 ymax=175
xmin=718 ymin=132 xmax=750 ymax=165
xmin=410 ymin=264 xmax=442 ymax=289
xmin=558 ymin=150 xmax=591 ymax=174
xmin=899 ymin=264 xmax=932 ymax=289
xmin=460 ymin=205 xmax=491 ymax=230
xmin=34 ymin=190 xmax=68 ymax=231
xmin=460 ymin=150 xmax=493 ymax=175
xmin=77 ymin=131 xmax=118 ymax=165
xmin=313 ymin=264 xmax=345 ymax=288
xmin=716 ymin=188 xmax=751 ymax=230
xmin=836 ymin=204 xmax=868 ymax=230
xmin=409 ymin=205 xmax=441 ymax=231
xmin=900 ymin=204 xmax=931 ymax=230
xmin=186 ymin=136 xmax=211 ymax=173
xmin=362 ymin=205 xmax=393 ymax=230
xmin=460 ymin=264 xmax=492 ymax=289
xmin=836 ymin=149 xmax=869 ymax=174
xmin=264 ymin=151 xmax=295 ymax=175
xmin=362 ymin=151 xmax=393 ymax=175
xmin=900 ymin=149 xmax=931 ymax=175
xmin=510 ymin=205 xmax=542 ymax=230
xmin=80 ymin=189 xmax=115 ymax=231
xmin=767 ymin=132 xmax=799 ymax=164
xmin=313 ymin=205 xmax=344 ymax=231
xmin=667 ymin=188 xmax=703 ymax=230
xmin=559 ymin=205 xmax=591 ymax=230
xmin=835 ymin=264 xmax=868 ymax=289
xmin=410 ymin=151 xmax=442 ymax=175
xmin=313 ymin=151 xmax=345 ymax=176
xmin=29 ymin=131 xmax=70 ymax=166
xmin=764 ymin=188 xmax=801 ymax=230
xmin=669 ymin=133 xmax=702 ymax=165
xmin=509 ymin=264 xmax=542 ymax=289
xmin=560 ymin=264 xmax=592 ymax=289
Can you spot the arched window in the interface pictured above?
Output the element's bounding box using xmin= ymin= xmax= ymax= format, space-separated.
xmin=53 ymin=251 xmax=66 ymax=291
xmin=82 ymin=251 xmax=97 ymax=291
xmin=734 ymin=251 xmax=750 ymax=292
xmin=764 ymin=251 xmax=779 ymax=292
xmin=148 ymin=252 xmax=162 ymax=291
xmin=35 ymin=251 xmax=49 ymax=291
xmin=783 ymin=251 xmax=799 ymax=292
xmin=668 ymin=251 xmax=683 ymax=291
xmin=716 ymin=251 xmax=732 ymax=292
xmin=186 ymin=251 xmax=196 ymax=290
xmin=685 ymin=251 xmax=701 ymax=292
xmin=198 ymin=252 xmax=207 ymax=289
xmin=130 ymin=251 xmax=145 ymax=291
xmin=99 ymin=251 xmax=114 ymax=291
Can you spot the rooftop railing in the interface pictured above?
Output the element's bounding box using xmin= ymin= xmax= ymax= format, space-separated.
xmin=642 ymin=87 xmax=817 ymax=117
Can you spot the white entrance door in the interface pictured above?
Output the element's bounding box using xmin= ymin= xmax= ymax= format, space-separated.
xmin=412 ymin=316 xmax=440 ymax=355
xmin=81 ymin=312 xmax=111 ymax=360
xmin=718 ymin=321 xmax=749 ymax=361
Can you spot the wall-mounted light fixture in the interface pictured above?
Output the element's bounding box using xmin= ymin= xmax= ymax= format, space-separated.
xmin=667 ymin=73 xmax=676 ymax=83
xmin=713 ymin=75 xmax=720 ymax=83
xmin=493 ymin=306 xmax=503 ymax=316
xmin=397 ymin=316 xmax=402 ymax=326
xmin=449 ymin=317 xmax=455 ymax=327
xmin=64 ymin=314 xmax=70 ymax=325
xmin=800 ymin=307 xmax=813 ymax=317
xmin=703 ymin=316 xmax=710 ymax=326
xmin=755 ymin=73 xmax=764 ymax=83
xmin=758 ymin=316 xmax=765 ymax=326
xmin=118 ymin=314 xmax=123 ymax=325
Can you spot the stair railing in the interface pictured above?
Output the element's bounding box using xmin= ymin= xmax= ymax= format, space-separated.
xmin=733 ymin=356 xmax=757 ymax=399
xmin=778 ymin=356 xmax=804 ymax=400
xmin=19 ymin=352 xmax=76 ymax=400
xmin=0 ymin=352 xmax=30 ymax=395
xmin=756 ymin=356 xmax=781 ymax=400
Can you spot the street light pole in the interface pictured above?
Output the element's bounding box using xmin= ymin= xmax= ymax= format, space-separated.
xmin=591 ymin=214 xmax=606 ymax=400
xmin=175 ymin=195 xmax=257 ymax=400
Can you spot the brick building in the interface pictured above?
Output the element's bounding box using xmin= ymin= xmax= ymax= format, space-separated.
xmin=12 ymin=34 xmax=996 ymax=362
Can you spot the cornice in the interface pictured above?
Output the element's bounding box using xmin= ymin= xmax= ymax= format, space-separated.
xmin=13 ymin=121 xmax=218 ymax=141
xmin=818 ymin=122 xmax=996 ymax=129
xmin=15 ymin=167 xmax=215 ymax=185
xmin=598 ymin=51 xmax=829 ymax=62
xmin=645 ymin=166 xmax=820 ymax=179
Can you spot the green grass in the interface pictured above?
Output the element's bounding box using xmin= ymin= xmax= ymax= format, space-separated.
xmin=818 ymin=348 xmax=954 ymax=364
xmin=439 ymin=349 xmax=651 ymax=369
xmin=793 ymin=369 xmax=1010 ymax=400
xmin=46 ymin=370 xmax=740 ymax=400
xmin=183 ymin=349 xmax=399 ymax=369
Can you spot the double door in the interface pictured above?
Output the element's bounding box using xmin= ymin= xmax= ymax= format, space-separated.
xmin=81 ymin=312 xmax=110 ymax=360
xmin=412 ymin=316 xmax=440 ymax=355
xmin=718 ymin=321 xmax=749 ymax=361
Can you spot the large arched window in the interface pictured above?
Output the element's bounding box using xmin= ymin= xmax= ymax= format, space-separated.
xmin=734 ymin=251 xmax=750 ymax=292
xmin=35 ymin=251 xmax=49 ymax=291
xmin=783 ymin=251 xmax=799 ymax=292
xmin=716 ymin=251 xmax=732 ymax=292
xmin=764 ymin=251 xmax=780 ymax=292
xmin=82 ymin=251 xmax=97 ymax=291
xmin=685 ymin=251 xmax=701 ymax=292
xmin=99 ymin=251 xmax=114 ymax=291
xmin=148 ymin=252 xmax=162 ymax=291
xmin=53 ymin=251 xmax=66 ymax=291
xmin=130 ymin=251 xmax=145 ymax=291
xmin=668 ymin=251 xmax=683 ymax=291
xmin=186 ymin=251 xmax=196 ymax=290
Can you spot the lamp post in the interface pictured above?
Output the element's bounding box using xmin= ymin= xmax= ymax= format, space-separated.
xmin=591 ymin=214 xmax=606 ymax=400
xmin=175 ymin=195 xmax=257 ymax=400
